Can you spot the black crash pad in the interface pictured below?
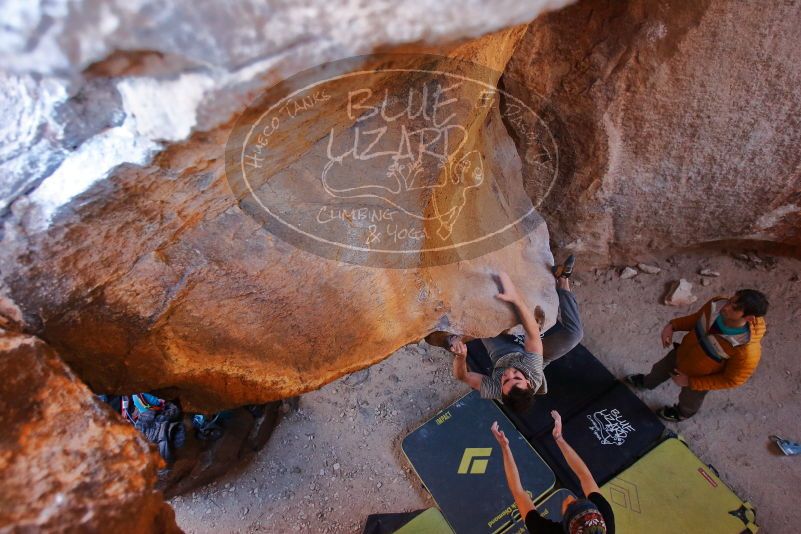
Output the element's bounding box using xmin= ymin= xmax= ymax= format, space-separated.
xmin=536 ymin=383 xmax=665 ymax=493
xmin=402 ymin=390 xmax=555 ymax=534
xmin=467 ymin=341 xmax=618 ymax=438
xmin=465 ymin=337 xmax=496 ymax=376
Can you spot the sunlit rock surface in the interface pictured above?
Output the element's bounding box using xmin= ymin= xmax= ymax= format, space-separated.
xmin=0 ymin=2 xmax=573 ymax=412
xmin=0 ymin=27 xmax=559 ymax=411
xmin=0 ymin=330 xmax=180 ymax=533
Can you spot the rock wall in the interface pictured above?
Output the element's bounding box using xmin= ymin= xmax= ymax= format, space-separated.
xmin=505 ymin=0 xmax=801 ymax=266
xmin=4 ymin=0 xmax=800 ymax=414
xmin=0 ymin=0 xmax=574 ymax=218
xmin=0 ymin=25 xmax=561 ymax=412
xmin=0 ymin=330 xmax=180 ymax=533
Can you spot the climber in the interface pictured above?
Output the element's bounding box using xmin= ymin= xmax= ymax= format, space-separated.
xmin=447 ymin=269 xmax=546 ymax=413
xmin=491 ymin=410 xmax=615 ymax=533
xmin=625 ymin=289 xmax=768 ymax=422
xmin=445 ymin=256 xmax=583 ymax=413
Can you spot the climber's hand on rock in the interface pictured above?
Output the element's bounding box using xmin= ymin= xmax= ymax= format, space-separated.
xmin=449 ymin=340 xmax=467 ymax=358
xmin=495 ymin=272 xmax=520 ymax=304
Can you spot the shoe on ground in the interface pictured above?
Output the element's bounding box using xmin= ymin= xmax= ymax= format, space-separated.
xmin=624 ymin=373 xmax=646 ymax=390
xmin=657 ymin=405 xmax=688 ymax=422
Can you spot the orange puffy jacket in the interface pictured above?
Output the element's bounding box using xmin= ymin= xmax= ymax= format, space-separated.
xmin=670 ymin=296 xmax=766 ymax=391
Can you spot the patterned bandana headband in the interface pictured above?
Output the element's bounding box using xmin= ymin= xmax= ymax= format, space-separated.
xmin=562 ymin=499 xmax=607 ymax=534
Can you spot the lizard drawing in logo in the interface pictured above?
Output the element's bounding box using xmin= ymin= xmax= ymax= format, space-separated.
xmin=321 ymin=145 xmax=485 ymax=241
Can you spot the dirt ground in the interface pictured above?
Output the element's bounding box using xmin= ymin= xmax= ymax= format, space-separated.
xmin=170 ymin=249 xmax=801 ymax=533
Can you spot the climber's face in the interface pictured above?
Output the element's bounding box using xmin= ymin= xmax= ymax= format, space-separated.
xmin=501 ymin=367 xmax=529 ymax=395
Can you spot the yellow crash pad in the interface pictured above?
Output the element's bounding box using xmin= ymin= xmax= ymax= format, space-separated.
xmin=601 ymin=438 xmax=758 ymax=533
xmin=395 ymin=509 xmax=454 ymax=534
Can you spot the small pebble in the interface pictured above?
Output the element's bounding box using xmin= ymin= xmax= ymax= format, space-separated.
xmin=637 ymin=263 xmax=661 ymax=274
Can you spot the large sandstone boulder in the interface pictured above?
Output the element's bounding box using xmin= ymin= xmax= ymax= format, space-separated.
xmin=505 ymin=0 xmax=801 ymax=266
xmin=0 ymin=0 xmax=574 ymax=217
xmin=0 ymin=330 xmax=180 ymax=533
xmin=0 ymin=26 xmax=560 ymax=411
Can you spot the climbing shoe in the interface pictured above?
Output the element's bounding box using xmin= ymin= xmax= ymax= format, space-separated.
xmin=624 ymin=373 xmax=647 ymax=390
xmin=551 ymin=254 xmax=576 ymax=278
xmin=561 ymin=254 xmax=576 ymax=278
xmin=657 ymin=405 xmax=688 ymax=422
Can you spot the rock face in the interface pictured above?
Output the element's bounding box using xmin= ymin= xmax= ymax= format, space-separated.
xmin=0 ymin=27 xmax=560 ymax=411
xmin=0 ymin=0 xmax=574 ymax=218
xmin=0 ymin=330 xmax=180 ymax=533
xmin=0 ymin=1 xmax=576 ymax=76
xmin=505 ymin=0 xmax=801 ymax=266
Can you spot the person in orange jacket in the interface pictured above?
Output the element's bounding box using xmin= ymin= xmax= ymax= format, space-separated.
xmin=625 ymin=289 xmax=768 ymax=422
